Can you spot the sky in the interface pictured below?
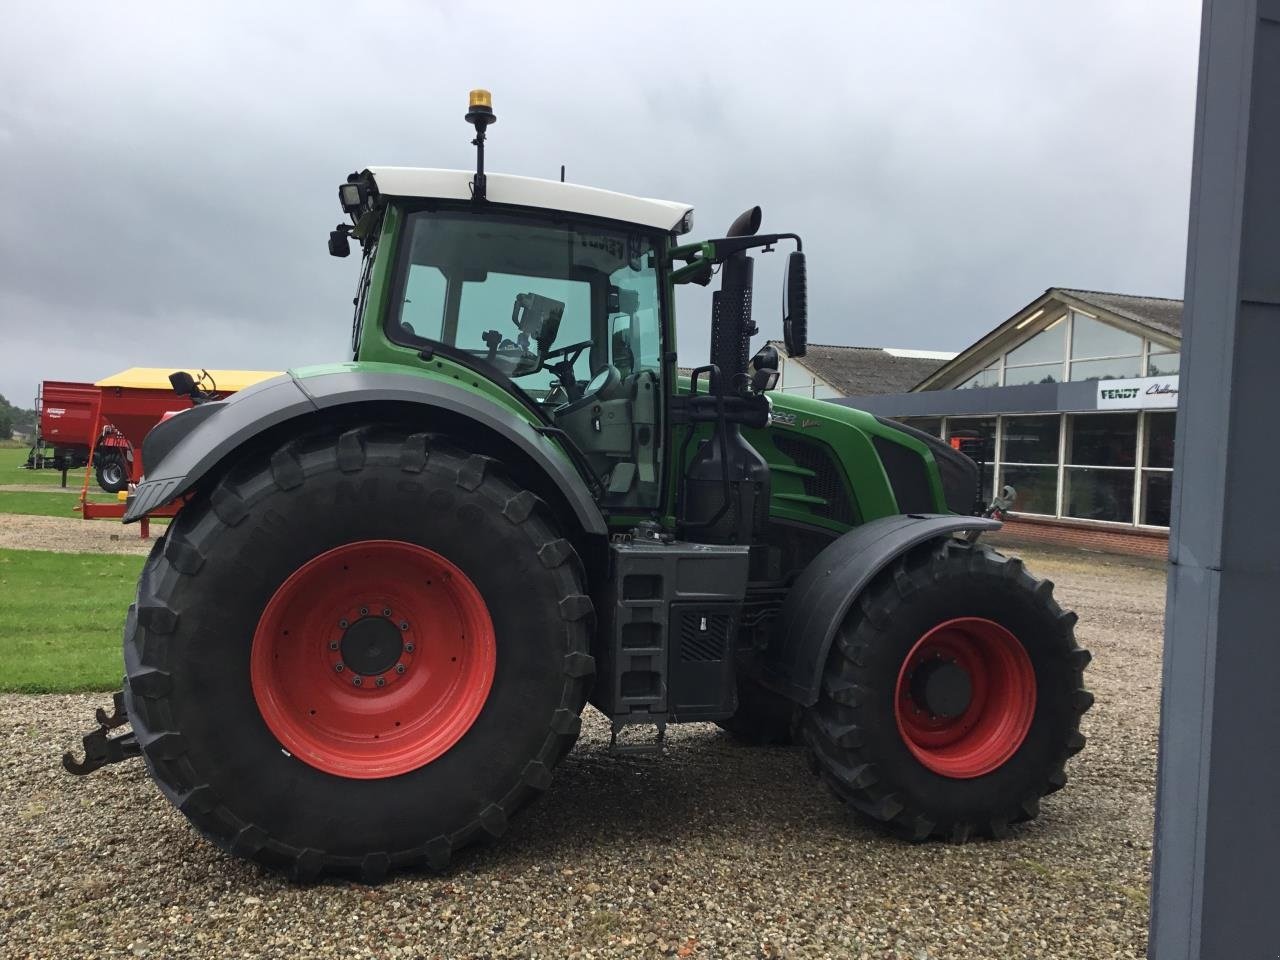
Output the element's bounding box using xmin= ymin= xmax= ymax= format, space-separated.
xmin=0 ymin=1 xmax=1202 ymax=407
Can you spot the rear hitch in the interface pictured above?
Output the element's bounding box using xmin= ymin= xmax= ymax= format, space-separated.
xmin=62 ymin=691 xmax=141 ymax=775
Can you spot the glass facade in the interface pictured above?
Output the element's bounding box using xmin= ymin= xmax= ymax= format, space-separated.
xmin=949 ymin=309 xmax=1178 ymax=388
xmin=933 ymin=410 xmax=1175 ymax=528
xmin=908 ymin=305 xmax=1181 ymax=529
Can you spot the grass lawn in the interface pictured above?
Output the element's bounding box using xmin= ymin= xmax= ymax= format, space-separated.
xmin=0 ymin=548 xmax=142 ymax=692
xmin=0 ymin=490 xmax=121 ymax=518
xmin=0 ymin=444 xmax=72 ymax=486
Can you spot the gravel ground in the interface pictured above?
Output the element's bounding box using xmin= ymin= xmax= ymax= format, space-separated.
xmin=0 ymin=514 xmax=156 ymax=556
xmin=0 ymin=546 xmax=1162 ymax=959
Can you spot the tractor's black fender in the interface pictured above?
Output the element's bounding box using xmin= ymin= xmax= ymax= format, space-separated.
xmin=123 ymin=369 xmax=608 ymax=536
xmin=757 ymin=513 xmax=1002 ymax=706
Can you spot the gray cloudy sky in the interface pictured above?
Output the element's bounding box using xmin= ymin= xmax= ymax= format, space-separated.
xmin=0 ymin=1 xmax=1201 ymax=406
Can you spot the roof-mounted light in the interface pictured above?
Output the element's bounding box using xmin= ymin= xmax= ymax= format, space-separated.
xmin=465 ymin=88 xmax=497 ymax=202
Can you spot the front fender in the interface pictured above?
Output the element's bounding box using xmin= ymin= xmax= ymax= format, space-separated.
xmin=757 ymin=513 xmax=1001 ymax=705
xmin=123 ymin=369 xmax=607 ymax=537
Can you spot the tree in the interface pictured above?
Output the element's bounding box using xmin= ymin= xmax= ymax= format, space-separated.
xmin=0 ymin=393 xmax=36 ymax=440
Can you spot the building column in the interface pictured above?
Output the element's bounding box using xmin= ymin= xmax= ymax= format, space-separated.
xmin=1150 ymin=0 xmax=1280 ymax=956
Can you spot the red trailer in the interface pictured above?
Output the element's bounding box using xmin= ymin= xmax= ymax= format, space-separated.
xmin=28 ymin=368 xmax=280 ymax=536
xmin=28 ymin=381 xmax=133 ymax=491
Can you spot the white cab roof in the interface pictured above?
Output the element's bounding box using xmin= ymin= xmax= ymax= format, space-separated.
xmin=365 ymin=167 xmax=693 ymax=233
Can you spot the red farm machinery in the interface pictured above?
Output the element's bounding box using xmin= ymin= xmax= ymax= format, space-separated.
xmin=27 ymin=369 xmax=278 ymax=534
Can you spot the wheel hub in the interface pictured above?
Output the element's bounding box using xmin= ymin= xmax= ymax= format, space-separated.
xmin=908 ymin=656 xmax=972 ymax=718
xmin=340 ymin=615 xmax=404 ymax=677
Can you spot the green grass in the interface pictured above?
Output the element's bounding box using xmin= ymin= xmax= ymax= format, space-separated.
xmin=0 ymin=548 xmax=142 ymax=692
xmin=0 ymin=444 xmax=70 ymax=486
xmin=0 ymin=490 xmax=121 ymax=518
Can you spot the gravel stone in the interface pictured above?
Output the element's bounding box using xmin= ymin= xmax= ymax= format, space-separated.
xmin=0 ymin=544 xmax=1160 ymax=958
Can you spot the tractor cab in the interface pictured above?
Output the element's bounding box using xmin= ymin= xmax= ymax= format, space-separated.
xmin=363 ymin=194 xmax=671 ymax=506
xmin=330 ymin=91 xmax=807 ymax=523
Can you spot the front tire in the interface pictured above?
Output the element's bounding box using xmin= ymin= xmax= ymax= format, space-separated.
xmin=123 ymin=426 xmax=595 ymax=881
xmin=801 ymin=538 xmax=1092 ymax=840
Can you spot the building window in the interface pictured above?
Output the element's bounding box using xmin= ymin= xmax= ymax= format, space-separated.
xmin=1141 ymin=411 xmax=1175 ymax=526
xmin=998 ymin=414 xmax=1060 ymax=515
xmin=1147 ymin=349 xmax=1180 ymax=376
xmin=1002 ymin=316 xmax=1066 ymax=386
xmin=1069 ymin=355 xmax=1144 ymax=381
xmin=1065 ymin=413 xmax=1137 ymax=468
xmin=945 ymin=417 xmax=996 ymax=503
xmin=1067 ymin=311 xmax=1143 ymax=383
xmin=1063 ymin=413 xmax=1138 ymax=523
xmin=959 ymin=362 xmax=999 ymax=389
xmin=1005 ymin=318 xmax=1066 ymax=366
xmin=1004 ymin=363 xmax=1062 ymax=386
xmin=931 ymin=409 xmax=1173 ymax=530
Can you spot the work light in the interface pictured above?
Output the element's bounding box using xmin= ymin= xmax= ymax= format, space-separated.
xmin=339 ymin=182 xmax=365 ymax=214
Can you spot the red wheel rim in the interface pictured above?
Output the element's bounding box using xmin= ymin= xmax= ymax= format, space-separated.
xmin=893 ymin=617 xmax=1035 ymax=779
xmin=250 ymin=540 xmax=495 ymax=779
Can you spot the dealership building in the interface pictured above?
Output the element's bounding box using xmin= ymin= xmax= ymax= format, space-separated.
xmin=832 ymin=288 xmax=1182 ymax=556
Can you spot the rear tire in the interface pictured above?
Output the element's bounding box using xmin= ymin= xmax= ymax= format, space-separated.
xmin=96 ymin=453 xmax=128 ymax=493
xmin=123 ymin=426 xmax=595 ymax=881
xmin=801 ymin=538 xmax=1091 ymax=840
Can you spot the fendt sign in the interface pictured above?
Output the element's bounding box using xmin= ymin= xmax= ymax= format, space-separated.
xmin=1096 ymin=375 xmax=1179 ymax=410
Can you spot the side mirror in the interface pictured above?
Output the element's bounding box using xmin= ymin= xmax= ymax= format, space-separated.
xmin=328 ymin=227 xmax=351 ymax=258
xmin=783 ymin=251 xmax=807 ymax=358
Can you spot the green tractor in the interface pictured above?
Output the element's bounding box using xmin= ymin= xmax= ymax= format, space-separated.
xmin=66 ymin=91 xmax=1091 ymax=881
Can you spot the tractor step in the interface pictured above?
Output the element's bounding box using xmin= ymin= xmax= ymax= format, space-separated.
xmin=62 ymin=691 xmax=141 ymax=775
xmin=608 ymin=720 xmax=667 ymax=757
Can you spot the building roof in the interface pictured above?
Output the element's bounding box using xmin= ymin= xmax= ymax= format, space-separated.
xmin=768 ymin=340 xmax=953 ymax=396
xmin=1056 ymin=288 xmax=1183 ymax=339
xmin=364 ymin=167 xmax=694 ymax=233
xmin=912 ymin=287 xmax=1183 ymax=391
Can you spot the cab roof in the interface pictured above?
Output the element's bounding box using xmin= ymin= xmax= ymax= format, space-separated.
xmin=365 ymin=167 xmax=694 ymax=234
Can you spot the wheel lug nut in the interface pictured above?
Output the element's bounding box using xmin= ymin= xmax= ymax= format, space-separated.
xmin=338 ymin=619 xmax=349 ymax=629
xmin=353 ymin=676 xmax=363 ymax=687
xmin=404 ymin=643 xmax=415 ymax=653
xmin=359 ymin=606 xmax=369 ymax=617
xmin=375 ymin=677 xmax=386 ymax=687
xmin=399 ymin=621 xmax=409 ymax=631
xmin=382 ymin=607 xmax=392 ymax=617
xmin=334 ymin=663 xmax=345 ymax=673
xmin=395 ymin=664 xmax=406 ymax=675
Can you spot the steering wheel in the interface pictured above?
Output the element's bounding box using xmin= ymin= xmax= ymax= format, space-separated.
xmin=542 ymin=339 xmax=593 ymax=401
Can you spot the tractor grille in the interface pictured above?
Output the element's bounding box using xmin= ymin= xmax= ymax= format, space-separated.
xmin=679 ymin=611 xmax=731 ymax=662
xmin=772 ymin=434 xmax=857 ymax=525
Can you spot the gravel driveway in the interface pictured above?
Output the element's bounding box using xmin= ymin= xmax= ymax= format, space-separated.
xmin=0 ymin=546 xmax=1163 ymax=959
xmin=0 ymin=514 xmax=157 ymax=556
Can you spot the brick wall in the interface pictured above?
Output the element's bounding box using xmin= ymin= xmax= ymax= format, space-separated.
xmin=986 ymin=516 xmax=1170 ymax=560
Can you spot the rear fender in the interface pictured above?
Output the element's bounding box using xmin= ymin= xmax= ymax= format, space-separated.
xmin=757 ymin=513 xmax=1001 ymax=705
xmin=123 ymin=370 xmax=607 ymax=537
